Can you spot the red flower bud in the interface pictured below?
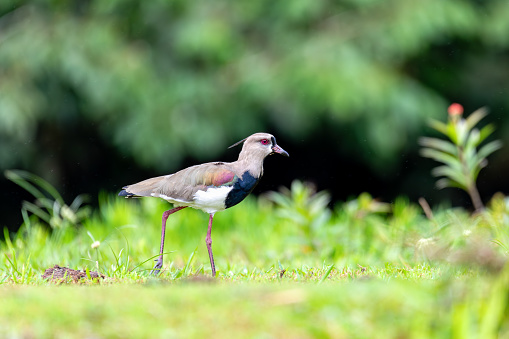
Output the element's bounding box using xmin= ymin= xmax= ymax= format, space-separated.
xmin=448 ymin=103 xmax=463 ymax=116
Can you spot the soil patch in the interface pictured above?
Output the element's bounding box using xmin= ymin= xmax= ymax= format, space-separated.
xmin=41 ymin=265 xmax=105 ymax=283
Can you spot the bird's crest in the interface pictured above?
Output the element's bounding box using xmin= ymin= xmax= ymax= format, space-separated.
xmin=228 ymin=137 xmax=247 ymax=149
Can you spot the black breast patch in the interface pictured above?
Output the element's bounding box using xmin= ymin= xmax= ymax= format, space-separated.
xmin=224 ymin=171 xmax=259 ymax=209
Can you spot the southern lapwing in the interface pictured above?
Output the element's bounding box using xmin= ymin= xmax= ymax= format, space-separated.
xmin=118 ymin=133 xmax=289 ymax=276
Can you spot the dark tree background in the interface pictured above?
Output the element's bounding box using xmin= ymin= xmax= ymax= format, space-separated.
xmin=1 ymin=0 xmax=509 ymax=231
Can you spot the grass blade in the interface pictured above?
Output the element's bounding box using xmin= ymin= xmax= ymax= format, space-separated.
xmin=318 ymin=264 xmax=335 ymax=284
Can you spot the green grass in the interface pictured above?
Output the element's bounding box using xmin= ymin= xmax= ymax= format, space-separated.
xmin=1 ymin=272 xmax=509 ymax=338
xmin=1 ymin=181 xmax=509 ymax=337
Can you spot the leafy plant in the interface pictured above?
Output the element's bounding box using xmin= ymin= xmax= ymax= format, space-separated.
xmin=342 ymin=192 xmax=391 ymax=219
xmin=4 ymin=169 xmax=90 ymax=230
xmin=419 ymin=104 xmax=502 ymax=211
xmin=266 ymin=180 xmax=331 ymax=252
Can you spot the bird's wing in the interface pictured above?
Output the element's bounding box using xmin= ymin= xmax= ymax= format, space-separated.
xmin=120 ymin=162 xmax=238 ymax=202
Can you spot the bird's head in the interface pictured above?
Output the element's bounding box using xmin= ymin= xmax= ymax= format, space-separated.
xmin=230 ymin=132 xmax=289 ymax=160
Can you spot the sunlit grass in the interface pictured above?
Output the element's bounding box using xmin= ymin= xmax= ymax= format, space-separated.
xmin=1 ymin=270 xmax=509 ymax=338
xmin=1 ymin=180 xmax=509 ymax=337
xmin=2 ymin=182 xmax=509 ymax=281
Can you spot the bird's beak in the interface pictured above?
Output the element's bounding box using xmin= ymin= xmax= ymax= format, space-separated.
xmin=271 ymin=144 xmax=289 ymax=157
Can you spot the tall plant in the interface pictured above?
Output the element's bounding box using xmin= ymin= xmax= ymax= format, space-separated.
xmin=419 ymin=104 xmax=502 ymax=211
xmin=4 ymin=170 xmax=89 ymax=230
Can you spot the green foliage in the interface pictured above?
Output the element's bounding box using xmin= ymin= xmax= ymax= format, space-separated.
xmin=1 ymin=179 xmax=509 ymax=337
xmin=267 ymin=180 xmax=331 ymax=252
xmin=420 ymin=106 xmax=502 ymax=211
xmin=4 ymin=169 xmax=90 ymax=230
xmin=1 ymin=179 xmax=508 ymax=281
xmin=1 ymin=0 xmax=508 ymax=172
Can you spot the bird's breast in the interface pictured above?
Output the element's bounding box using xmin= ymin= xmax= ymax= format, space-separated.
xmin=224 ymin=171 xmax=259 ymax=209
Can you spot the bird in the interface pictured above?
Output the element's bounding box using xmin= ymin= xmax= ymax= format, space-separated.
xmin=118 ymin=132 xmax=289 ymax=276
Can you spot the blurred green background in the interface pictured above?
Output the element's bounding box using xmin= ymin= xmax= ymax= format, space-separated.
xmin=1 ymin=0 xmax=509 ymax=230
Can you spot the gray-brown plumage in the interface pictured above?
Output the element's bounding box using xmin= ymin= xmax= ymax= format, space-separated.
xmin=119 ymin=132 xmax=289 ymax=276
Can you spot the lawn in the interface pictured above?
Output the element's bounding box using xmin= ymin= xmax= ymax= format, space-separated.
xmin=1 ymin=180 xmax=509 ymax=338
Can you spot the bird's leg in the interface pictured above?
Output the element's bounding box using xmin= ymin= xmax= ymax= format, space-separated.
xmin=206 ymin=213 xmax=216 ymax=277
xmin=151 ymin=206 xmax=187 ymax=276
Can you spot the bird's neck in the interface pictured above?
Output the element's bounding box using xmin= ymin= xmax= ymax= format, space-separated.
xmin=236 ymin=151 xmax=265 ymax=179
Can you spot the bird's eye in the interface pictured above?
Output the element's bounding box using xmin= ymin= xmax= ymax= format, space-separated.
xmin=260 ymin=139 xmax=270 ymax=145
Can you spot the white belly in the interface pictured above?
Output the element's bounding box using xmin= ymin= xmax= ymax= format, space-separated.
xmin=191 ymin=186 xmax=232 ymax=214
xmin=152 ymin=186 xmax=232 ymax=214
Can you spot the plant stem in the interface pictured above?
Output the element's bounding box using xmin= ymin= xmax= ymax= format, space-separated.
xmin=458 ymin=144 xmax=484 ymax=212
xmin=467 ymin=184 xmax=484 ymax=212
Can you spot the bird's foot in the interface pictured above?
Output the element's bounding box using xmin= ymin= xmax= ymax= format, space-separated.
xmin=150 ymin=258 xmax=163 ymax=276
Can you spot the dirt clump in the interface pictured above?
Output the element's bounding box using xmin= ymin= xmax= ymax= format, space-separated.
xmin=41 ymin=265 xmax=105 ymax=283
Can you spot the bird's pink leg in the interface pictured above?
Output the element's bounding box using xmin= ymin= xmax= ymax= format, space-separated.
xmin=206 ymin=213 xmax=216 ymax=277
xmin=151 ymin=206 xmax=187 ymax=275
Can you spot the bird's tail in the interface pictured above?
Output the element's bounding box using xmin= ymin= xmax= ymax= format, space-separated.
xmin=118 ymin=187 xmax=137 ymax=198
